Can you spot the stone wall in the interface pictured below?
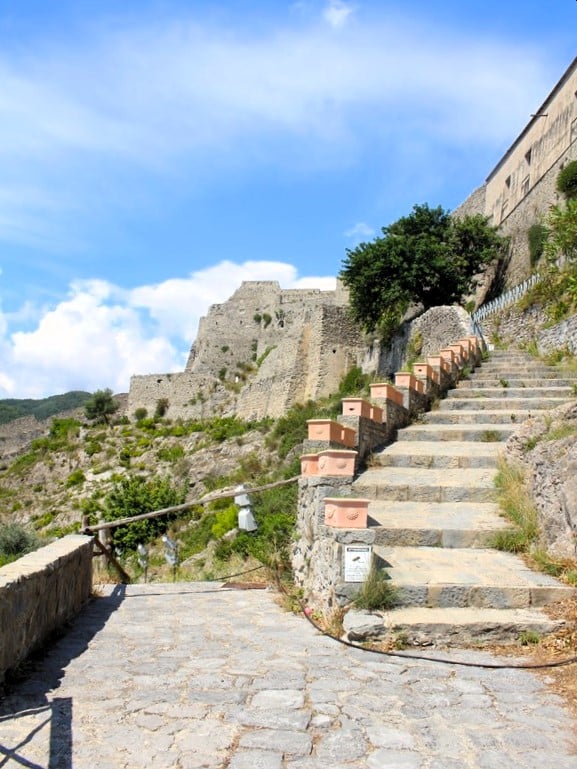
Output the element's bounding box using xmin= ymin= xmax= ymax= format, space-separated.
xmin=452 ymin=184 xmax=487 ymax=219
xmin=0 ymin=535 xmax=93 ymax=684
xmin=455 ymin=58 xmax=577 ymax=289
xmin=129 ymin=281 xmax=366 ymax=422
xmin=362 ymin=306 xmax=473 ymax=379
xmin=481 ymin=304 xmax=577 ymax=355
xmin=504 ymin=403 xmax=577 ymax=559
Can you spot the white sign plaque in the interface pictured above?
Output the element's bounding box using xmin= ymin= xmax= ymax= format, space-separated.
xmin=344 ymin=545 xmax=372 ymax=582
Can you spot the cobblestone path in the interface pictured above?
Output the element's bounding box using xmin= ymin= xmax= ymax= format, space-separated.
xmin=1 ymin=583 xmax=576 ymax=768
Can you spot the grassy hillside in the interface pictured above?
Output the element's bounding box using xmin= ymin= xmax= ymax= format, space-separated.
xmin=0 ymin=369 xmax=371 ymax=581
xmin=0 ymin=391 xmax=92 ymax=426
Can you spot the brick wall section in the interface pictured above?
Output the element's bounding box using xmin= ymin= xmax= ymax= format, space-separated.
xmin=0 ymin=535 xmax=93 ymax=684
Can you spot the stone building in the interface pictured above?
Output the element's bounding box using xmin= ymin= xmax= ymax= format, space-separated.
xmin=456 ymin=56 xmax=577 ymax=285
xmin=128 ymin=280 xmax=367 ymax=421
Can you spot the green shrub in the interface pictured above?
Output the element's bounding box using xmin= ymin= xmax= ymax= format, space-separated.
xmin=527 ymin=223 xmax=549 ymax=266
xmin=134 ymin=407 xmax=148 ymax=422
xmin=157 ymin=443 xmax=185 ymax=462
xmin=354 ymin=561 xmax=398 ymax=610
xmin=0 ymin=523 xmax=39 ymax=565
xmin=211 ymin=504 xmax=238 ymax=538
xmin=337 ymin=366 xmax=372 ymax=398
xmin=557 ymin=160 xmax=577 ymax=199
xmin=103 ymin=475 xmax=187 ymax=551
xmin=66 ymin=469 xmax=86 ymax=488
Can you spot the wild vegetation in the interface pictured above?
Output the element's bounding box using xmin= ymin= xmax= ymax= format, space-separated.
xmin=0 ymin=367 xmax=372 ymax=582
xmin=340 ymin=203 xmax=507 ymax=336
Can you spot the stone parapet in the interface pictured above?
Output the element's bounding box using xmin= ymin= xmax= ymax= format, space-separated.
xmin=0 ymin=535 xmax=93 ymax=684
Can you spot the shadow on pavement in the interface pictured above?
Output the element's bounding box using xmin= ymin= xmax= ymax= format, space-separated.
xmin=0 ymin=584 xmax=126 ymax=768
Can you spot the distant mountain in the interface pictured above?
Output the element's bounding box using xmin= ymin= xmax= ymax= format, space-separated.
xmin=0 ymin=391 xmax=92 ymax=426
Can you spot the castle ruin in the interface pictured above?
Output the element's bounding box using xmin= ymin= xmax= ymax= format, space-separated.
xmin=128 ymin=280 xmax=366 ymax=421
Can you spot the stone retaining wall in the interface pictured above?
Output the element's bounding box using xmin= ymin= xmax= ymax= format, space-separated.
xmin=0 ymin=535 xmax=93 ymax=684
xmin=482 ymin=304 xmax=577 ymax=355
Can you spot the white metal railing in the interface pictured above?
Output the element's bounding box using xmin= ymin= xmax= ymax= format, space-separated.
xmin=472 ymin=273 xmax=541 ymax=323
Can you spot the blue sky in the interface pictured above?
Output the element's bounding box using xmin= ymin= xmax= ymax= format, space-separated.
xmin=0 ymin=0 xmax=574 ymax=397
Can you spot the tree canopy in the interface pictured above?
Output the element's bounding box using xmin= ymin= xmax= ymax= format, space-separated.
xmin=84 ymin=388 xmax=119 ymax=425
xmin=340 ymin=204 xmax=507 ymax=333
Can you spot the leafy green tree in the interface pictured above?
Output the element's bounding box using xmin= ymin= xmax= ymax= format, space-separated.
xmin=84 ymin=388 xmax=119 ymax=425
xmin=340 ymin=204 xmax=506 ymax=333
xmin=103 ymin=475 xmax=187 ymax=551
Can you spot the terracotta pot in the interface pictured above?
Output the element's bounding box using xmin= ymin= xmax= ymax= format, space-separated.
xmin=307 ymin=419 xmax=343 ymax=442
xmin=341 ymin=398 xmax=372 ymax=419
xmin=317 ymin=450 xmax=357 ymax=476
xmin=370 ymin=383 xmax=403 ymax=406
xmin=300 ymin=453 xmax=319 ymax=477
xmin=340 ymin=426 xmax=357 ymax=448
xmin=369 ymin=404 xmax=384 ymax=423
xmin=324 ymin=497 xmax=369 ymax=528
xmin=394 ymin=372 xmax=424 ymax=394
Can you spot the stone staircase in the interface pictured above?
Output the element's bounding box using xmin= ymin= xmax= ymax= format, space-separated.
xmin=345 ymin=349 xmax=577 ymax=646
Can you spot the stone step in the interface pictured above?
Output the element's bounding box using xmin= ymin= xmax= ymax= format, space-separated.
xmin=421 ymin=409 xmax=548 ymax=425
xmin=342 ymin=606 xmax=566 ymax=647
xmin=373 ymin=546 xmax=574 ymax=609
xmin=372 ymin=441 xmax=500 ymax=469
xmin=368 ymin=500 xmax=508 ymax=547
xmin=450 ymin=386 xmax=574 ymax=399
xmin=352 ymin=467 xmax=496 ymax=503
xmin=472 ymin=366 xmax=560 ymax=375
xmin=439 ymin=397 xmax=572 ymax=411
xmin=397 ymin=423 xmax=515 ymax=442
xmin=458 ymin=378 xmax=576 ymax=388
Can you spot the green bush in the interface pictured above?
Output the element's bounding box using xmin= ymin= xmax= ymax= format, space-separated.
xmin=134 ymin=407 xmax=148 ymax=422
xmin=157 ymin=443 xmax=185 ymax=462
xmin=557 ymin=160 xmax=577 ymax=199
xmin=527 ymin=223 xmax=549 ymax=266
xmin=103 ymin=475 xmax=187 ymax=551
xmin=66 ymin=469 xmax=86 ymax=488
xmin=0 ymin=523 xmax=40 ymax=565
xmin=211 ymin=504 xmax=238 ymax=538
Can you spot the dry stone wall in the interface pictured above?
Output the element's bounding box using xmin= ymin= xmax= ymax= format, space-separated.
xmin=0 ymin=535 xmax=93 ymax=684
xmin=504 ymin=402 xmax=577 ymax=559
xmin=481 ymin=304 xmax=577 ymax=355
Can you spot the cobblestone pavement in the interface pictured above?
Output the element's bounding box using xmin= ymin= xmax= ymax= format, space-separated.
xmin=1 ymin=583 xmax=576 ymax=769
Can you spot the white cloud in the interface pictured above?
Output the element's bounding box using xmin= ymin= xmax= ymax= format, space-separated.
xmin=323 ymin=1 xmax=355 ymax=28
xmin=0 ymin=261 xmax=336 ymax=398
xmin=345 ymin=222 xmax=375 ymax=240
xmin=0 ymin=5 xmax=557 ymax=252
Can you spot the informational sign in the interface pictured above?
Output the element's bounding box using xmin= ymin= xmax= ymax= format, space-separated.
xmin=344 ymin=545 xmax=372 ymax=583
